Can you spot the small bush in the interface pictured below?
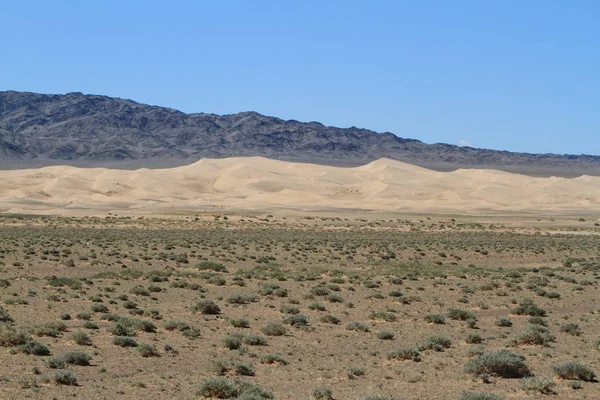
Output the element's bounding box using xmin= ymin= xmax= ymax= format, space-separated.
xmin=193 ymin=300 xmax=221 ymax=315
xmin=260 ymin=353 xmax=288 ymax=365
xmin=70 ymin=331 xmax=92 ymax=346
xmin=54 ymin=370 xmax=78 ymax=386
xmin=387 ymin=348 xmax=421 ymax=362
xmin=137 ymin=343 xmax=159 ymax=357
xmin=19 ymin=341 xmax=51 ymax=356
xmin=511 ymin=325 xmax=555 ymax=347
xmin=197 ymin=377 xmax=274 ymax=399
xmin=46 ymin=356 xmax=66 ymax=369
xmin=261 ymin=323 xmax=288 ymax=336
xmin=419 ymin=335 xmax=451 ymax=351
xmin=313 ymin=386 xmax=333 ymax=400
xmin=512 ymin=299 xmax=546 ymax=317
xmin=230 ymin=318 xmax=250 ymax=328
xmin=63 ymin=351 xmax=92 ymax=366
xmin=0 ymin=306 xmax=13 ymax=323
xmin=346 ymin=321 xmax=370 ymax=332
xmin=448 ymin=308 xmax=476 ymax=321
xmin=196 ymin=261 xmax=228 ymax=272
xmin=223 ymin=334 xmax=244 ymax=350
xmin=320 ymin=314 xmax=341 ymax=324
xmin=243 ymin=334 xmax=268 ymax=346
xmin=552 ymin=361 xmax=596 ymax=381
xmin=424 ymin=314 xmax=445 ymax=324
xmin=495 ymin=317 xmax=513 ymax=327
xmin=466 ymin=334 xmax=484 ymax=344
xmin=377 ymin=331 xmax=395 ymax=340
xmin=283 ymin=314 xmax=308 ymax=327
xmin=464 ymin=350 xmax=530 ymax=378
xmin=560 ymin=323 xmax=581 ymax=336
xmin=0 ymin=324 xmax=31 ymax=346
xmin=459 ymin=393 xmax=505 ymax=400
xmin=520 ymin=376 xmax=556 ymax=394
xmin=113 ymin=336 xmax=138 ymax=347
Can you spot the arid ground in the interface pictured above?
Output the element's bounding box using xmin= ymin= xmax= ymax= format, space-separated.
xmin=0 ymin=212 xmax=598 ymax=400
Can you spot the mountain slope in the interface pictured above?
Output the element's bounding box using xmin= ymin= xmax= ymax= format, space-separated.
xmin=1 ymin=90 xmax=599 ymax=176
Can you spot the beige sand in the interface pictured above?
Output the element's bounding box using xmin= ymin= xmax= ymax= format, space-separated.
xmin=0 ymin=157 xmax=598 ymax=215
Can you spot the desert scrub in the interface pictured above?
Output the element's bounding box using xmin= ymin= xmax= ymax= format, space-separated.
xmin=387 ymin=348 xmax=421 ymax=362
xmin=369 ymin=311 xmax=397 ymax=322
xmin=113 ymin=336 xmax=137 ymax=347
xmin=424 ymin=314 xmax=445 ymax=324
xmin=230 ymin=318 xmax=250 ymax=328
xmin=242 ymin=334 xmax=268 ymax=346
xmin=0 ymin=324 xmax=31 ymax=346
xmin=280 ymin=305 xmax=300 ymax=315
xmin=261 ymin=322 xmax=287 ymax=336
xmin=197 ymin=377 xmax=274 ymax=399
xmin=377 ymin=331 xmax=395 ymax=340
xmin=260 ymin=353 xmax=288 ymax=365
xmin=459 ymin=393 xmax=505 ymax=400
xmin=464 ymin=350 xmax=530 ymax=378
xmin=418 ymin=335 xmax=451 ymax=351
xmin=512 ymin=299 xmax=546 ymax=316
xmin=312 ymin=386 xmax=333 ymax=400
xmin=552 ymin=361 xmax=596 ymax=381
xmin=137 ymin=343 xmax=159 ymax=357
xmin=19 ymin=341 xmax=51 ymax=356
xmin=465 ymin=334 xmax=484 ymax=344
xmin=520 ymin=376 xmax=556 ymax=394
xmin=560 ymin=323 xmax=581 ymax=336
xmin=70 ymin=330 xmax=92 ymax=346
xmin=319 ymin=314 xmax=341 ymax=324
xmin=195 ymin=261 xmax=228 ymax=272
xmin=54 ymin=370 xmax=78 ymax=386
xmin=227 ymin=294 xmax=259 ymax=304
xmin=495 ymin=317 xmax=512 ymax=327
xmin=46 ymin=357 xmax=66 ymax=369
xmin=509 ymin=325 xmax=555 ymax=346
xmin=192 ymin=300 xmax=221 ymax=315
xmin=447 ymin=308 xmax=476 ymax=321
xmin=223 ymin=334 xmax=244 ymax=350
xmin=282 ymin=314 xmax=309 ymax=327
xmin=346 ymin=321 xmax=370 ymax=332
xmin=212 ymin=360 xmax=255 ymax=376
xmin=63 ymin=351 xmax=92 ymax=366
xmin=308 ymin=302 xmax=326 ymax=311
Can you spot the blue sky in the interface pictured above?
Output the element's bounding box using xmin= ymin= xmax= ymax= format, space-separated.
xmin=1 ymin=0 xmax=598 ymax=155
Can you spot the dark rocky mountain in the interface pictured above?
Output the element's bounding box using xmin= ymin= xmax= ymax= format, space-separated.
xmin=1 ymin=90 xmax=599 ymax=176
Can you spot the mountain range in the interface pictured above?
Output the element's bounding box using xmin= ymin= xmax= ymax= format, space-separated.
xmin=1 ymin=90 xmax=599 ymax=177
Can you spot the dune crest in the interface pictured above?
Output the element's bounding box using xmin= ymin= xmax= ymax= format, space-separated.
xmin=0 ymin=157 xmax=598 ymax=214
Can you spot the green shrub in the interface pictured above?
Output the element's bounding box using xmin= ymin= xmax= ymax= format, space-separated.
xmin=260 ymin=353 xmax=288 ymax=365
xmin=54 ymin=370 xmax=78 ymax=385
xmin=520 ymin=376 xmax=556 ymax=394
xmin=70 ymin=330 xmax=92 ymax=346
xmin=283 ymin=314 xmax=309 ymax=327
xmin=424 ymin=314 xmax=445 ymax=324
xmin=320 ymin=314 xmax=341 ymax=324
xmin=63 ymin=351 xmax=92 ymax=366
xmin=197 ymin=378 xmax=274 ymax=399
xmin=369 ymin=312 xmax=397 ymax=322
xmin=512 ymin=299 xmax=546 ymax=316
xmin=308 ymin=302 xmax=326 ymax=311
xmin=464 ymin=350 xmax=530 ymax=378
xmin=196 ymin=261 xmax=228 ymax=272
xmin=223 ymin=334 xmax=244 ymax=350
xmin=227 ymin=294 xmax=259 ymax=304
xmin=91 ymin=303 xmax=109 ymax=313
xmin=387 ymin=348 xmax=421 ymax=362
xmin=0 ymin=306 xmax=13 ymax=323
xmin=552 ymin=361 xmax=596 ymax=381
xmin=313 ymin=386 xmax=333 ymax=400
xmin=261 ymin=323 xmax=287 ymax=336
xmin=346 ymin=321 xmax=370 ymax=332
xmin=560 ymin=323 xmax=581 ymax=336
xmin=419 ymin=335 xmax=451 ymax=351
xmin=46 ymin=356 xmax=66 ymax=369
xmin=495 ymin=317 xmax=512 ymax=327
xmin=243 ymin=334 xmax=268 ymax=346
xmin=0 ymin=324 xmax=31 ymax=346
xmin=230 ymin=318 xmax=250 ymax=328
xmin=511 ymin=325 xmax=555 ymax=346
xmin=377 ymin=331 xmax=395 ymax=340
xmin=448 ymin=308 xmax=476 ymax=321
xmin=113 ymin=336 xmax=137 ymax=347
xmin=466 ymin=334 xmax=484 ymax=344
xmin=19 ymin=341 xmax=51 ymax=356
xmin=137 ymin=343 xmax=159 ymax=357
xmin=459 ymin=393 xmax=505 ymax=400
xmin=193 ymin=300 xmax=221 ymax=315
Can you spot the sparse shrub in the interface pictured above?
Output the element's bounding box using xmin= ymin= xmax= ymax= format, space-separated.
xmin=261 ymin=353 xmax=288 ymax=365
xmin=552 ymin=361 xmax=596 ymax=381
xmin=419 ymin=335 xmax=451 ymax=351
xmin=196 ymin=261 xmax=228 ymax=272
xmin=283 ymin=314 xmax=308 ymax=327
xmin=261 ymin=323 xmax=287 ymax=336
xmin=369 ymin=311 xmax=397 ymax=322
xmin=424 ymin=314 xmax=445 ymax=324
xmin=243 ymin=334 xmax=268 ymax=346
xmin=346 ymin=321 xmax=370 ymax=332
xmin=459 ymin=393 xmax=505 ymax=400
xmin=0 ymin=306 xmax=13 ymax=323
xmin=193 ymin=300 xmax=221 ymax=315
xmin=495 ymin=317 xmax=512 ymax=327
xmin=448 ymin=308 xmax=476 ymax=321
xmin=560 ymin=323 xmax=581 ymax=336
xmin=223 ymin=334 xmax=244 ymax=350
xmin=46 ymin=356 xmax=66 ymax=369
xmin=511 ymin=325 xmax=555 ymax=346
xmin=70 ymin=330 xmax=92 ymax=346
xmin=0 ymin=324 xmax=31 ymax=346
xmin=19 ymin=341 xmax=51 ymax=356
xmin=91 ymin=303 xmax=109 ymax=313
xmin=528 ymin=316 xmax=547 ymax=326
xmin=137 ymin=343 xmax=159 ymax=357
xmin=108 ymin=322 xmax=136 ymax=337
xmin=320 ymin=314 xmax=341 ymax=324
xmin=63 ymin=351 xmax=92 ymax=366
xmin=464 ymin=350 xmax=530 ymax=378
xmin=54 ymin=370 xmax=78 ymax=385
xmin=377 ymin=331 xmax=395 ymax=340
xmin=227 ymin=294 xmax=259 ymax=304
xmin=83 ymin=321 xmax=99 ymax=330
xmin=520 ymin=376 xmax=556 ymax=394
xmin=387 ymin=348 xmax=421 ymax=362
xmin=308 ymin=302 xmax=326 ymax=311
xmin=512 ymin=299 xmax=546 ymax=317
xmin=197 ymin=377 xmax=274 ymax=399
xmin=313 ymin=386 xmax=333 ymax=400
xmin=466 ymin=334 xmax=484 ymax=344
xmin=113 ymin=336 xmax=137 ymax=347
xmin=230 ymin=318 xmax=250 ymax=328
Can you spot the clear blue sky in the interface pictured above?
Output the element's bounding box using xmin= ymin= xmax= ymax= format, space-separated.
xmin=1 ymin=1 xmax=599 ymax=155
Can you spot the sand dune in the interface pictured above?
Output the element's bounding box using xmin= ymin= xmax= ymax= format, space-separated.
xmin=0 ymin=157 xmax=598 ymax=215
